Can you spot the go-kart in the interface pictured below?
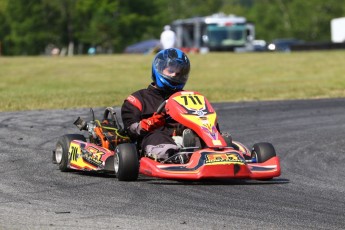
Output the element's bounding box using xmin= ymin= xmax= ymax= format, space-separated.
xmin=53 ymin=91 xmax=281 ymax=181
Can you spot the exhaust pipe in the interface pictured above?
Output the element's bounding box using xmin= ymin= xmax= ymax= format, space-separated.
xmin=73 ymin=117 xmax=87 ymax=131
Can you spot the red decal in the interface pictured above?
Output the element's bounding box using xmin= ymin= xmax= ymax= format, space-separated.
xmin=127 ymin=95 xmax=142 ymax=111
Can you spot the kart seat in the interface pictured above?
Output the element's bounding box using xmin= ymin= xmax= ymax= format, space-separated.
xmin=182 ymin=128 xmax=196 ymax=147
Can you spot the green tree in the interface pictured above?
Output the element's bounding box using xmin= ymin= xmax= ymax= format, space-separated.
xmin=247 ymin=0 xmax=345 ymax=42
xmin=74 ymin=0 xmax=120 ymax=53
xmin=112 ymin=0 xmax=162 ymax=52
xmin=0 ymin=0 xmax=9 ymax=55
xmin=289 ymin=0 xmax=344 ymax=41
xmin=1 ymin=0 xmax=344 ymax=55
xmin=5 ymin=0 xmax=63 ymax=55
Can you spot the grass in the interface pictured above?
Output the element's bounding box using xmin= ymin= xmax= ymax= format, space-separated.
xmin=1 ymin=50 xmax=344 ymax=112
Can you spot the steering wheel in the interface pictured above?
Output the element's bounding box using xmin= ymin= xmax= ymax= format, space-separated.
xmin=156 ymin=100 xmax=167 ymax=114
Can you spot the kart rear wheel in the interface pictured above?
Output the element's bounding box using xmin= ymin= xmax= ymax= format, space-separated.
xmin=251 ymin=142 xmax=276 ymax=163
xmin=54 ymin=134 xmax=86 ymax=172
xmin=114 ymin=143 xmax=139 ymax=181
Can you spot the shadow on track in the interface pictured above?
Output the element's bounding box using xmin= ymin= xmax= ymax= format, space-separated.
xmin=56 ymin=169 xmax=290 ymax=185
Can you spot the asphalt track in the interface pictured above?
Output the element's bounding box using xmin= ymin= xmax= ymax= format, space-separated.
xmin=1 ymin=98 xmax=344 ymax=230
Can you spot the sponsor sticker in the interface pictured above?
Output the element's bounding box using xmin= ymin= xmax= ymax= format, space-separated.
xmin=205 ymin=153 xmax=245 ymax=165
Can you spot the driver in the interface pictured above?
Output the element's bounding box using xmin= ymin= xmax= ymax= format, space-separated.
xmin=121 ymin=48 xmax=190 ymax=162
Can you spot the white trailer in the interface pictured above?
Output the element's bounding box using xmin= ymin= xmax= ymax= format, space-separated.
xmin=331 ymin=17 xmax=345 ymax=43
xmin=172 ymin=13 xmax=255 ymax=52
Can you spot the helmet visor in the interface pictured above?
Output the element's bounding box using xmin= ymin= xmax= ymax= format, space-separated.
xmin=162 ymin=61 xmax=189 ymax=85
xmin=154 ymin=56 xmax=190 ymax=85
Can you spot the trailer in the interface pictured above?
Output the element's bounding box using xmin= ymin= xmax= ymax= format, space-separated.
xmin=331 ymin=17 xmax=345 ymax=43
xmin=172 ymin=13 xmax=255 ymax=52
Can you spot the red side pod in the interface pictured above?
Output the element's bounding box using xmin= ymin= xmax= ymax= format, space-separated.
xmin=68 ymin=140 xmax=115 ymax=171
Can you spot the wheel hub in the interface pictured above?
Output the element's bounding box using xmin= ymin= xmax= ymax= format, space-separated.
xmin=114 ymin=153 xmax=119 ymax=173
xmin=55 ymin=144 xmax=63 ymax=164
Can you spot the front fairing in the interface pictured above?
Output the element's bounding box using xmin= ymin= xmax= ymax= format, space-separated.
xmin=139 ymin=148 xmax=281 ymax=180
xmin=165 ymin=91 xmax=227 ymax=147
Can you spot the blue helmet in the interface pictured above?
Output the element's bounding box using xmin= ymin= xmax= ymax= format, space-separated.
xmin=152 ymin=48 xmax=190 ymax=91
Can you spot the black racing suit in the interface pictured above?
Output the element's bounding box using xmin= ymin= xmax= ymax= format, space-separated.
xmin=121 ymin=83 xmax=180 ymax=160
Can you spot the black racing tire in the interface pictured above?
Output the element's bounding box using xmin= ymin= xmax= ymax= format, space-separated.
xmin=54 ymin=134 xmax=86 ymax=172
xmin=114 ymin=143 xmax=139 ymax=181
xmin=251 ymin=142 xmax=276 ymax=163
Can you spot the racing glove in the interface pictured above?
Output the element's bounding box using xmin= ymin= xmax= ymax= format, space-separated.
xmin=140 ymin=113 xmax=165 ymax=132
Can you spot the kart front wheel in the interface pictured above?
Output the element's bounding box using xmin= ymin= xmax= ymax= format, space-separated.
xmin=54 ymin=134 xmax=86 ymax=172
xmin=114 ymin=143 xmax=139 ymax=181
xmin=251 ymin=142 xmax=276 ymax=163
